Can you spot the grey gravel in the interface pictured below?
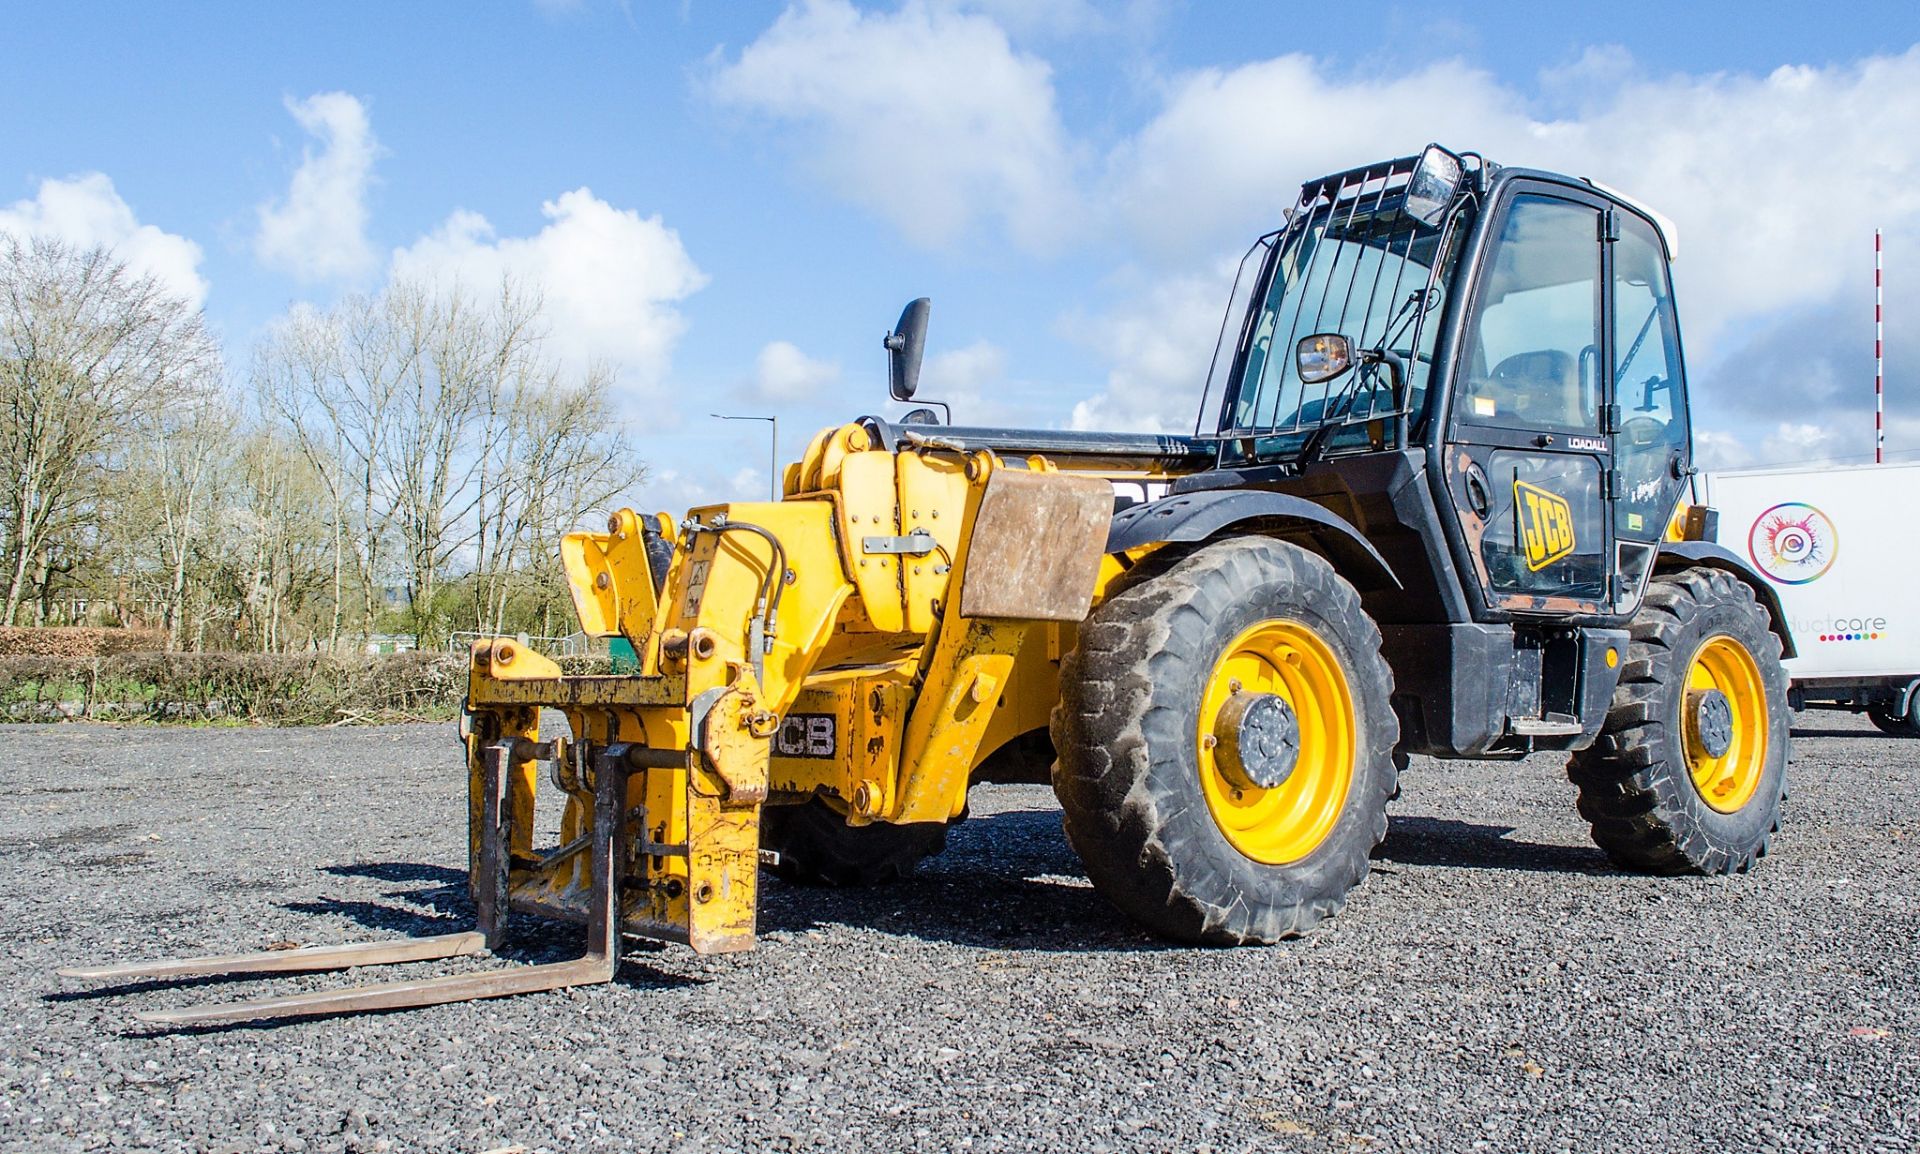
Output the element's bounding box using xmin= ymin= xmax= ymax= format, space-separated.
xmin=0 ymin=713 xmax=1915 ymax=1153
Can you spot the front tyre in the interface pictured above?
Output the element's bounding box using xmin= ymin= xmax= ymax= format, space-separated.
xmin=1051 ymin=537 xmax=1400 ymax=944
xmin=1569 ymin=568 xmax=1790 ymax=873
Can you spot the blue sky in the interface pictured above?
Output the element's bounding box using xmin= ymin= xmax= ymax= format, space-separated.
xmin=5 ymin=1 xmax=1919 ymax=509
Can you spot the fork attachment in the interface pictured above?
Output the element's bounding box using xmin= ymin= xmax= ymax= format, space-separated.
xmin=56 ymin=741 xmax=634 ymax=1026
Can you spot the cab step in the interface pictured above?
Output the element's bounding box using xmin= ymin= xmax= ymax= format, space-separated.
xmin=1508 ymin=715 xmax=1583 ymax=737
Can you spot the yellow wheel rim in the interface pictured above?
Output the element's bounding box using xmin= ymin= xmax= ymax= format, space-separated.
xmin=1683 ymin=635 xmax=1769 ymax=813
xmin=1197 ymin=619 xmax=1357 ymax=865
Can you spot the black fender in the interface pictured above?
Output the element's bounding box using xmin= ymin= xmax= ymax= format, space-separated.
xmin=1655 ymin=542 xmax=1797 ymax=659
xmin=1106 ymin=490 xmax=1399 ymax=592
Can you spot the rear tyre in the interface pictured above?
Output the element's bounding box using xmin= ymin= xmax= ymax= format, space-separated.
xmin=760 ymin=799 xmax=949 ymax=886
xmin=1051 ymin=537 xmax=1400 ymax=945
xmin=1568 ymin=567 xmax=1790 ymax=874
xmin=1867 ymin=705 xmax=1920 ymax=737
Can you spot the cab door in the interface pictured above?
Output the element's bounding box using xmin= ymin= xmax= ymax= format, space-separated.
xmin=1443 ymin=186 xmax=1613 ymax=615
xmin=1607 ymin=209 xmax=1692 ymax=615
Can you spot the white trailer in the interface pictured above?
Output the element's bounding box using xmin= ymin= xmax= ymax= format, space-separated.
xmin=1702 ymin=461 xmax=1920 ymax=734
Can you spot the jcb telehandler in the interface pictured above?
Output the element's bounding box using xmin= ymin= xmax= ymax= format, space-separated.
xmin=65 ymin=146 xmax=1793 ymax=1024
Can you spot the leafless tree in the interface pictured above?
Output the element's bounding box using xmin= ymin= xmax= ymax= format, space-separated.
xmin=472 ymin=359 xmax=645 ymax=635
xmin=385 ymin=280 xmax=529 ymax=647
xmin=0 ymin=235 xmax=218 ymax=625
xmin=212 ymin=429 xmax=335 ymax=652
xmin=253 ymin=294 xmax=406 ymax=648
xmin=250 ymin=273 xmax=646 ymax=650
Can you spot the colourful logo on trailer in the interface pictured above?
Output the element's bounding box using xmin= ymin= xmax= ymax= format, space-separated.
xmin=1747 ymin=502 xmax=1838 ymax=585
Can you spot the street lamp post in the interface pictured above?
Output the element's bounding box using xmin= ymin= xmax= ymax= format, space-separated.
xmin=710 ymin=413 xmax=779 ymax=501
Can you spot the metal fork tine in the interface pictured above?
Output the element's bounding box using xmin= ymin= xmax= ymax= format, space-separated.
xmin=79 ymin=741 xmax=634 ymax=1026
xmin=56 ymin=932 xmax=487 ymax=983
xmin=133 ymin=954 xmax=616 ymax=1027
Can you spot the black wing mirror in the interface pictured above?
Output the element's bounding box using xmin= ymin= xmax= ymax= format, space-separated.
xmin=884 ymin=298 xmax=931 ymax=401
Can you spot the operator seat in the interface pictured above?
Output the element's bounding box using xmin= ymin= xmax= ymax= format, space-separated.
xmin=1489 ymin=349 xmax=1582 ymax=429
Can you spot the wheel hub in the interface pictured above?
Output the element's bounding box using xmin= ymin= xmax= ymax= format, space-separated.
xmin=1213 ymin=690 xmax=1301 ymax=790
xmin=1688 ymin=688 xmax=1734 ymax=760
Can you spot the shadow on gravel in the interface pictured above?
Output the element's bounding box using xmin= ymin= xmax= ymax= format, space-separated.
xmin=760 ymin=808 xmax=1167 ymax=953
xmin=279 ymin=861 xmax=474 ymax=935
xmin=44 ymin=970 xmax=288 ymax=1003
xmin=283 ymin=897 xmax=469 ymax=938
xmin=1792 ymin=726 xmax=1905 ymax=740
xmin=325 ymin=862 xmax=466 ymax=885
xmin=1375 ymin=817 xmax=1612 ymax=874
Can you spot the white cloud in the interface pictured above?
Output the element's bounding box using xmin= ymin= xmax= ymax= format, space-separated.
xmin=390 ymin=188 xmax=708 ymax=397
xmin=922 ymin=339 xmax=1007 ymax=394
xmin=708 ymin=0 xmax=1079 ymax=252
xmin=1114 ymin=47 xmax=1920 ymax=357
xmin=751 ymin=340 xmax=840 ymax=401
xmin=1107 ymin=56 xmax=1521 ymax=265
xmin=0 ymin=174 xmax=207 ymax=308
xmin=1085 ymin=45 xmax=1920 ymax=438
xmin=914 ymin=339 xmax=1037 ymax=425
xmin=1066 ymin=269 xmax=1227 ymax=433
xmin=953 ymin=0 xmax=1105 ymax=40
xmin=1691 ymin=428 xmax=1754 ymax=472
xmin=255 ymin=91 xmax=380 ymax=281
xmin=1760 ymin=421 xmax=1851 ymax=465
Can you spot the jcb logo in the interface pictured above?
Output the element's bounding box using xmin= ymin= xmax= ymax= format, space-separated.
xmin=773 ymin=713 xmax=837 ymax=759
xmin=1516 ymin=481 xmax=1576 ymax=571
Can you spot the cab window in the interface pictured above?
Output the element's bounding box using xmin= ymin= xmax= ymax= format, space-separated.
xmin=1458 ymin=195 xmax=1602 ymax=434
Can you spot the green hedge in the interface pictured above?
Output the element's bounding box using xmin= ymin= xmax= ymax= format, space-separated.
xmin=0 ymin=652 xmax=471 ymax=725
xmin=0 ymin=626 xmax=169 ymax=657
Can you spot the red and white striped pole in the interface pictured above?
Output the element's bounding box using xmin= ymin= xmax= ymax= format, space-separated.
xmin=1877 ymin=228 xmax=1884 ymax=464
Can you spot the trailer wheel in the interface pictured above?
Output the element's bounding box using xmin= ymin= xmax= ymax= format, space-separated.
xmin=760 ymin=799 xmax=949 ymax=886
xmin=1051 ymin=537 xmax=1400 ymax=944
xmin=1568 ymin=567 xmax=1790 ymax=873
xmin=1867 ymin=704 xmax=1920 ymax=737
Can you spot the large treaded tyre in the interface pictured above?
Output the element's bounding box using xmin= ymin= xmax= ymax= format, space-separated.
xmin=760 ymin=798 xmax=949 ymax=886
xmin=1050 ymin=537 xmax=1401 ymax=944
xmin=1568 ymin=567 xmax=1790 ymax=874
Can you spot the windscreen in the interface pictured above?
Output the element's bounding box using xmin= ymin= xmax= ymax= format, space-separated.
xmin=1215 ymin=158 xmax=1459 ymax=451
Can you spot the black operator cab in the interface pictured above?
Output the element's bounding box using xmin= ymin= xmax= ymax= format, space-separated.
xmin=1143 ymin=142 xmax=1791 ymax=770
xmin=1194 ymin=146 xmax=1708 ymax=631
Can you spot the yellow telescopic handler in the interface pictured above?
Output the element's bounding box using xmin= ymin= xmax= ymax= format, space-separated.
xmin=63 ymin=146 xmax=1795 ymax=1024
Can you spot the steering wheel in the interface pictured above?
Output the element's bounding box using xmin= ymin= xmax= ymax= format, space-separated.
xmin=1620 ymin=416 xmax=1665 ymax=450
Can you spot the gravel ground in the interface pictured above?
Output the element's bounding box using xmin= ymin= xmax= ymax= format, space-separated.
xmin=0 ymin=714 xmax=1914 ymax=1153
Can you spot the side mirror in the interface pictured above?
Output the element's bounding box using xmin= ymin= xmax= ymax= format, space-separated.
xmin=884 ymin=298 xmax=931 ymax=401
xmin=1296 ymin=333 xmax=1353 ymax=385
xmin=1404 ymin=144 xmax=1464 ymax=228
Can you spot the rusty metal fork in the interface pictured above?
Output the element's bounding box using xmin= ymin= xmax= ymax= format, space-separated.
xmin=58 ymin=744 xmax=631 ymax=1027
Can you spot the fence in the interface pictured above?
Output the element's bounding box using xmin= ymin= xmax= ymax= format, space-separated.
xmin=444 ymin=631 xmax=607 ymax=658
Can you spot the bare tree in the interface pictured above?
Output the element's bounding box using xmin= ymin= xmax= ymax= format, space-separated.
xmin=147 ymin=388 xmax=231 ymax=647
xmin=253 ymin=294 xmax=408 ymax=648
xmin=0 ymin=236 xmax=218 ymax=626
xmin=210 ymin=429 xmax=335 ymax=652
xmin=384 ymin=280 xmax=536 ymax=647
xmin=473 ymin=361 xmax=645 ymax=635
xmin=236 ymin=273 xmax=653 ymax=650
